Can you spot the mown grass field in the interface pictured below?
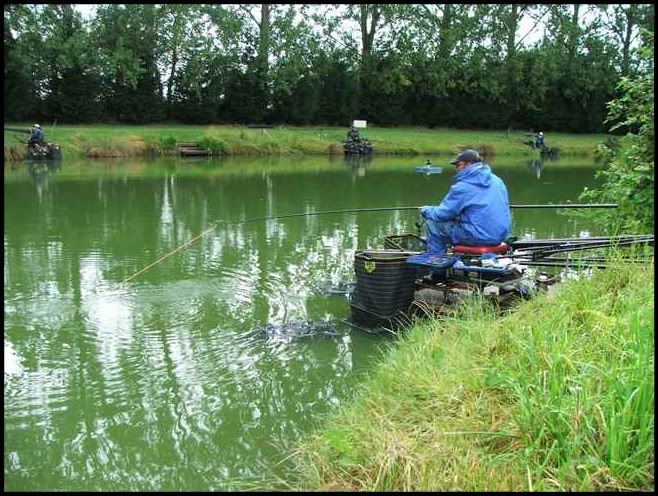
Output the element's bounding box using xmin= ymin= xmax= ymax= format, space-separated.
xmin=4 ymin=123 xmax=609 ymax=161
xmin=287 ymin=253 xmax=654 ymax=492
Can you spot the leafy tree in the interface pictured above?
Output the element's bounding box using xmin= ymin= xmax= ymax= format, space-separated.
xmin=91 ymin=4 xmax=164 ymax=123
xmin=267 ymin=5 xmax=325 ymax=124
xmin=579 ymin=31 xmax=654 ymax=233
xmin=170 ymin=4 xmax=246 ymax=123
xmin=4 ymin=4 xmax=103 ymax=123
xmin=3 ymin=3 xmax=648 ymax=131
xmin=4 ymin=5 xmax=42 ymax=122
xmin=310 ymin=4 xmax=404 ymax=120
xmin=596 ymin=4 xmax=652 ymax=76
xmin=157 ymin=5 xmax=202 ymax=106
xmin=312 ymin=50 xmax=359 ymax=125
xmin=232 ymin=4 xmax=272 ymax=122
xmin=39 ymin=5 xmax=103 ymax=123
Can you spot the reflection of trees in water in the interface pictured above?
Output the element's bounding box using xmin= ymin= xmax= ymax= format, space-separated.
xmin=343 ymin=155 xmax=372 ymax=178
xmin=527 ymin=154 xmax=560 ymax=179
xmin=4 ymin=170 xmax=370 ymax=487
xmin=28 ymin=161 xmax=61 ymax=197
xmin=531 ymin=158 xmax=544 ymax=179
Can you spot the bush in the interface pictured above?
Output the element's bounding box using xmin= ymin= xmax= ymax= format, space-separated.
xmin=579 ymin=32 xmax=654 ymax=233
xmin=159 ymin=135 xmax=178 ymax=150
xmin=198 ymin=137 xmax=229 ymax=155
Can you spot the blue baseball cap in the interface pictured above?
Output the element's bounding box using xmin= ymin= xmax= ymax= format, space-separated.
xmin=449 ymin=149 xmax=481 ymax=165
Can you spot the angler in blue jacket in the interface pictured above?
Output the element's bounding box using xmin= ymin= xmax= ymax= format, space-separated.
xmin=29 ymin=124 xmax=44 ymax=146
xmin=419 ymin=149 xmax=511 ymax=254
xmin=535 ymin=131 xmax=545 ymax=149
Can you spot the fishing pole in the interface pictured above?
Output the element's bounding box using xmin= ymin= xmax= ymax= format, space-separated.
xmin=527 ymin=238 xmax=654 ymax=258
xmin=234 ymin=204 xmax=619 ymax=218
xmin=119 ymin=203 xmax=620 ymax=284
xmin=510 ymin=203 xmax=618 ymax=209
xmin=512 ymin=255 xmax=652 ymax=264
xmin=206 ymin=202 xmax=620 ymax=229
xmin=511 ymin=259 xmax=612 ymax=270
xmin=203 ymin=203 xmax=620 ymax=227
xmin=510 ymin=234 xmax=653 ymax=249
xmin=512 ymin=237 xmax=654 ymax=255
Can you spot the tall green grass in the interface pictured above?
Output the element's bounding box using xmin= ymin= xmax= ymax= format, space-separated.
xmin=4 ymin=124 xmax=608 ymax=161
xmin=289 ymin=254 xmax=654 ymax=491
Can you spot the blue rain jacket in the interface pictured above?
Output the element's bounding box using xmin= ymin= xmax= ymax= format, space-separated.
xmin=420 ymin=162 xmax=511 ymax=246
xmin=30 ymin=127 xmax=44 ymax=143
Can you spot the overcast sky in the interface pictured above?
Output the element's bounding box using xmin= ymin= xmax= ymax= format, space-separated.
xmin=75 ymin=3 xmax=97 ymax=19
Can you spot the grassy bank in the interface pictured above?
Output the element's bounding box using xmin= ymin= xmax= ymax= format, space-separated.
xmin=289 ymin=256 xmax=654 ymax=491
xmin=4 ymin=124 xmax=608 ymax=161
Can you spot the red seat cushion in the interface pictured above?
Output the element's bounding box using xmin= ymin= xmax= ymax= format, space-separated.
xmin=452 ymin=242 xmax=509 ymax=254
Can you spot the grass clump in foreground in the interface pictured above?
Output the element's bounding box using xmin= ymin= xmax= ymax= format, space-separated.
xmin=290 ymin=256 xmax=654 ymax=491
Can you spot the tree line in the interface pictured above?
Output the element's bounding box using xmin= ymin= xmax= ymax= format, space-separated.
xmin=3 ymin=4 xmax=654 ymax=132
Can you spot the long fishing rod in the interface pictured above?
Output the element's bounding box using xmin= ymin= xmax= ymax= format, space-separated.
xmin=528 ymin=238 xmax=654 ymax=258
xmin=119 ymin=203 xmax=619 ymax=284
xmin=510 ymin=255 xmax=652 ymax=269
xmin=213 ymin=203 xmax=620 ymax=226
xmin=513 ymin=255 xmax=652 ymax=264
xmin=510 ymin=203 xmax=618 ymax=209
xmin=511 ymin=234 xmax=654 ymax=249
xmin=513 ymin=238 xmax=654 ymax=257
xmin=511 ymin=259 xmax=612 ymax=270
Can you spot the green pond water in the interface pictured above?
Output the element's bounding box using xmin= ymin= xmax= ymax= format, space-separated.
xmin=4 ymin=155 xmax=602 ymax=491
